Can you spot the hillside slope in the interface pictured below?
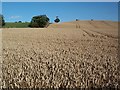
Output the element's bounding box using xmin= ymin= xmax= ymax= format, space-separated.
xmin=48 ymin=20 xmax=118 ymax=30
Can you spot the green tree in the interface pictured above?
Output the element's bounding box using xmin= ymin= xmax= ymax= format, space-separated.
xmin=29 ymin=15 xmax=49 ymax=28
xmin=18 ymin=21 xmax=22 ymax=23
xmin=0 ymin=15 xmax=5 ymax=27
xmin=54 ymin=16 xmax=60 ymax=23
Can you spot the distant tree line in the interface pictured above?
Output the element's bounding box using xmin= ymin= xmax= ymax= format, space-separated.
xmin=0 ymin=14 xmax=61 ymax=28
xmin=1 ymin=14 xmax=95 ymax=28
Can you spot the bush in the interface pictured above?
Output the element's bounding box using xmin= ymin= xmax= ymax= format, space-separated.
xmin=54 ymin=16 xmax=60 ymax=23
xmin=29 ymin=15 xmax=49 ymax=28
xmin=0 ymin=15 xmax=5 ymax=27
xmin=91 ymin=19 xmax=94 ymax=21
xmin=18 ymin=21 xmax=22 ymax=23
xmin=76 ymin=19 xmax=79 ymax=21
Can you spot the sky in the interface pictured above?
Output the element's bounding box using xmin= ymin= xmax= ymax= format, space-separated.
xmin=1 ymin=0 xmax=120 ymax=2
xmin=2 ymin=2 xmax=118 ymax=22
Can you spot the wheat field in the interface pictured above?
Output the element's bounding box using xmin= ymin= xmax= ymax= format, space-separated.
xmin=1 ymin=21 xmax=119 ymax=88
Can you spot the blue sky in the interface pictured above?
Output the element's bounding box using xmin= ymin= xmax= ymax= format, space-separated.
xmin=2 ymin=2 xmax=118 ymax=22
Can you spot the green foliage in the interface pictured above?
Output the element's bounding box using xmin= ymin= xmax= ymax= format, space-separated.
xmin=0 ymin=15 xmax=5 ymax=27
xmin=29 ymin=15 xmax=50 ymax=28
xmin=28 ymin=22 xmax=39 ymax=28
xmin=3 ymin=22 xmax=30 ymax=28
xmin=18 ymin=21 xmax=22 ymax=23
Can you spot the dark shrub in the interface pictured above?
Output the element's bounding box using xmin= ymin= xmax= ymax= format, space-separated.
xmin=0 ymin=15 xmax=5 ymax=27
xmin=54 ymin=16 xmax=60 ymax=23
xmin=29 ymin=15 xmax=49 ymax=28
xmin=76 ymin=19 xmax=79 ymax=21
xmin=18 ymin=21 xmax=22 ymax=23
xmin=91 ymin=19 xmax=94 ymax=21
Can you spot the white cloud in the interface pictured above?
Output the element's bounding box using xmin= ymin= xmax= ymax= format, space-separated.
xmin=9 ymin=16 xmax=21 ymax=19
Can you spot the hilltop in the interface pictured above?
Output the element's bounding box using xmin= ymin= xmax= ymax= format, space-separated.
xmin=48 ymin=20 xmax=118 ymax=30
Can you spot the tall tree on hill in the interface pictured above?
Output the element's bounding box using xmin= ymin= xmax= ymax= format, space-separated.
xmin=54 ymin=16 xmax=60 ymax=23
xmin=0 ymin=14 xmax=5 ymax=27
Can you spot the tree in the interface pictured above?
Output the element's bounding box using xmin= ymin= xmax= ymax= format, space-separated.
xmin=76 ymin=19 xmax=79 ymax=21
xmin=91 ymin=19 xmax=94 ymax=21
xmin=18 ymin=21 xmax=22 ymax=23
xmin=29 ymin=15 xmax=49 ymax=28
xmin=0 ymin=15 xmax=5 ymax=27
xmin=54 ymin=16 xmax=60 ymax=23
